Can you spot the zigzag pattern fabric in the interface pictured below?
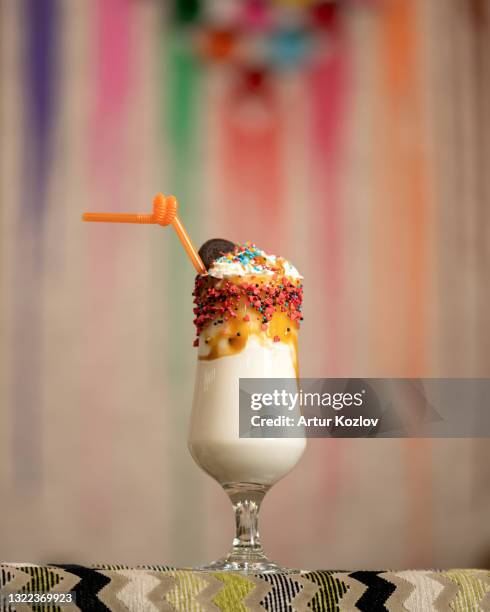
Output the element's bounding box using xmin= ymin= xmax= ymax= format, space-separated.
xmin=1 ymin=565 xmax=489 ymax=611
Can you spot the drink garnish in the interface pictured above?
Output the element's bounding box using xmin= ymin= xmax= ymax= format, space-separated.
xmin=198 ymin=239 xmax=236 ymax=270
xmin=193 ymin=243 xmax=303 ymax=350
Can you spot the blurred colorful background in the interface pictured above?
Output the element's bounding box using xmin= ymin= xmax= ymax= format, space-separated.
xmin=1 ymin=0 xmax=490 ymax=570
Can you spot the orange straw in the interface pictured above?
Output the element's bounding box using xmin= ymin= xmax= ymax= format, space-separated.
xmin=82 ymin=193 xmax=206 ymax=274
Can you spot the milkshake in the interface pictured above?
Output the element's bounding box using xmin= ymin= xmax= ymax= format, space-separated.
xmin=188 ymin=242 xmax=306 ymax=572
xmin=188 ymin=243 xmax=305 ymax=485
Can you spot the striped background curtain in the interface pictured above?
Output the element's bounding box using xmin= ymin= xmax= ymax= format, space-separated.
xmin=1 ymin=0 xmax=489 ymax=569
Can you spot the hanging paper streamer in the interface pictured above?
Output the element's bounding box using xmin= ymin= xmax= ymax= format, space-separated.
xmin=306 ymin=6 xmax=351 ymax=538
xmin=219 ymin=67 xmax=283 ymax=252
xmin=307 ymin=7 xmax=349 ymax=376
xmin=13 ymin=0 xmax=59 ymax=489
xmin=24 ymin=0 xmax=58 ymax=212
xmin=83 ymin=0 xmax=134 ymax=529
xmin=376 ymin=0 xmax=433 ymax=567
xmin=164 ymin=29 xmax=206 ymax=554
xmin=165 ymin=32 xmax=202 ymax=375
xmin=89 ymin=0 xmax=134 ymax=307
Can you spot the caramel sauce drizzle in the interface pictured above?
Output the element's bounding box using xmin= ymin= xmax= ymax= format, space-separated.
xmin=198 ymin=296 xmax=299 ymax=378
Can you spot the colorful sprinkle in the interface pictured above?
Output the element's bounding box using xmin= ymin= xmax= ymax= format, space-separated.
xmin=193 ymin=272 xmax=303 ymax=343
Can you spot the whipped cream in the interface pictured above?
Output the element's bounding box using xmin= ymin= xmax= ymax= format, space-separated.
xmin=207 ymin=243 xmax=302 ymax=280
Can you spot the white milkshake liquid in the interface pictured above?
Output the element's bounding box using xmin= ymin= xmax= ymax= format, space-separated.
xmin=188 ymin=336 xmax=305 ymax=486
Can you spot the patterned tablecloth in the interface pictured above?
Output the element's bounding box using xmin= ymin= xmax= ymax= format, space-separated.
xmin=0 ymin=565 xmax=489 ymax=611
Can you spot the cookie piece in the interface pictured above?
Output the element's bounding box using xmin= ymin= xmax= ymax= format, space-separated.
xmin=198 ymin=239 xmax=236 ymax=270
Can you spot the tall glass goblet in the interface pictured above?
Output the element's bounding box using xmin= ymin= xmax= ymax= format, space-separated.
xmin=188 ymin=292 xmax=305 ymax=573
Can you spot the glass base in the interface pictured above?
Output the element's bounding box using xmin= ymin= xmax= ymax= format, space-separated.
xmin=194 ymin=482 xmax=299 ymax=574
xmin=196 ymin=551 xmax=298 ymax=574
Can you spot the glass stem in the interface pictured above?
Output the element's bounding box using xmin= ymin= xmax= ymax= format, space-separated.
xmin=224 ymin=483 xmax=269 ymax=559
xmin=198 ymin=482 xmax=288 ymax=572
